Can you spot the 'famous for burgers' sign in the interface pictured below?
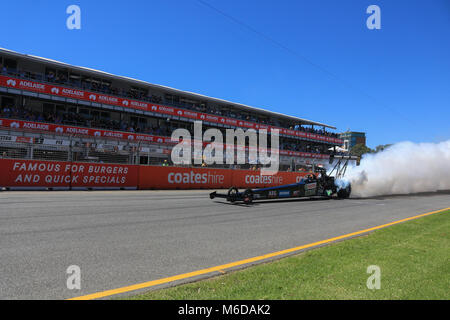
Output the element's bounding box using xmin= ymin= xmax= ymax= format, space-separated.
xmin=2 ymin=160 xmax=138 ymax=188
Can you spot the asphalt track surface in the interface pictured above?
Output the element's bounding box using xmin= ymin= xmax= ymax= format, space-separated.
xmin=0 ymin=190 xmax=449 ymax=299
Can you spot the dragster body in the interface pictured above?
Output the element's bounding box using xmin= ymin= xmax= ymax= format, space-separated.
xmin=209 ymin=155 xmax=356 ymax=204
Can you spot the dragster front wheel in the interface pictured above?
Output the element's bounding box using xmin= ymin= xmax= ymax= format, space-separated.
xmin=227 ymin=187 xmax=239 ymax=203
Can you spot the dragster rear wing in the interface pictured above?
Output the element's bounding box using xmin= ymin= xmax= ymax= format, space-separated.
xmin=328 ymin=154 xmax=359 ymax=165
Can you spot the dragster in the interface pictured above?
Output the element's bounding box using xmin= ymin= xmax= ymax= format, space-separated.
xmin=209 ymin=155 xmax=356 ymax=204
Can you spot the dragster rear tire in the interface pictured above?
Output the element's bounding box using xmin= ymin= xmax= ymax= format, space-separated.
xmin=243 ymin=188 xmax=254 ymax=204
xmin=337 ymin=184 xmax=351 ymax=199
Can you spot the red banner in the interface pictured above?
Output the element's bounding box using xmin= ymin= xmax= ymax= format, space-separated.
xmin=0 ymin=159 xmax=139 ymax=189
xmin=0 ymin=118 xmax=173 ymax=144
xmin=231 ymin=170 xmax=310 ymax=188
xmin=0 ymin=75 xmax=343 ymax=144
xmin=0 ymin=160 xmax=314 ymax=190
xmin=139 ymin=166 xmax=310 ymax=189
xmin=138 ymin=166 xmax=232 ymax=189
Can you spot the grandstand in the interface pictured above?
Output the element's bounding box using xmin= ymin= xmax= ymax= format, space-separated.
xmin=0 ymin=48 xmax=345 ymax=189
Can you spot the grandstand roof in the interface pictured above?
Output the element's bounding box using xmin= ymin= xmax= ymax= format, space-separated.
xmin=0 ymin=48 xmax=336 ymax=129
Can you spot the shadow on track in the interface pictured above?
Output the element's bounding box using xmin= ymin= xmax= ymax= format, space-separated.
xmin=212 ymin=190 xmax=450 ymax=206
xmin=213 ymin=196 xmax=333 ymax=206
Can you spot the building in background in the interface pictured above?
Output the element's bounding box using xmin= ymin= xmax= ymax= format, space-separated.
xmin=339 ymin=131 xmax=366 ymax=151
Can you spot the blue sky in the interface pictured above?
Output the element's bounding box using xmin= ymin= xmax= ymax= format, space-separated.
xmin=1 ymin=0 xmax=449 ymax=147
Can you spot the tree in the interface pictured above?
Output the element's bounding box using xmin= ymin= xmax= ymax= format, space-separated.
xmin=350 ymin=144 xmax=373 ymax=157
xmin=374 ymin=144 xmax=392 ymax=153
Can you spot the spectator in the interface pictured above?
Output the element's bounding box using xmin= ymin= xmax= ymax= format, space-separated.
xmin=47 ymin=71 xmax=55 ymax=82
xmin=2 ymin=106 xmax=11 ymax=117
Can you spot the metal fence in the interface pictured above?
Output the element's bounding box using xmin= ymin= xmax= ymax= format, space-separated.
xmin=0 ymin=136 xmax=168 ymax=165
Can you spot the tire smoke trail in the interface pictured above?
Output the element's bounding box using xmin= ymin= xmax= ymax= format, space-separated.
xmin=344 ymin=140 xmax=450 ymax=198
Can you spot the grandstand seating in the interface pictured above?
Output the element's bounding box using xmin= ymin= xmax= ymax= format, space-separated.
xmin=0 ymin=49 xmax=345 ymax=171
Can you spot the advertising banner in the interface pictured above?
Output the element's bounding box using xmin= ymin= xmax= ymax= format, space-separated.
xmin=231 ymin=170 xmax=310 ymax=189
xmin=0 ymin=160 xmax=313 ymax=190
xmin=0 ymin=159 xmax=139 ymax=189
xmin=0 ymin=118 xmax=173 ymax=144
xmin=138 ymin=166 xmax=232 ymax=189
xmin=138 ymin=166 xmax=310 ymax=189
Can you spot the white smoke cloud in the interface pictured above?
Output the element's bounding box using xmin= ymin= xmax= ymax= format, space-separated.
xmin=344 ymin=140 xmax=450 ymax=198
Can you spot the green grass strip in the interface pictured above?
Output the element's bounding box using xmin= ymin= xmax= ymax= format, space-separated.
xmin=130 ymin=210 xmax=449 ymax=300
